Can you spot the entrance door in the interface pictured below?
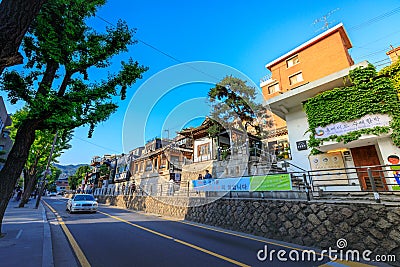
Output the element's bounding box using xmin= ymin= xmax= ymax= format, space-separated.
xmin=350 ymin=145 xmax=387 ymax=191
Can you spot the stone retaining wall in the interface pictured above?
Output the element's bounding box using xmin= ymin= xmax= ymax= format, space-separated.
xmin=96 ymin=195 xmax=400 ymax=264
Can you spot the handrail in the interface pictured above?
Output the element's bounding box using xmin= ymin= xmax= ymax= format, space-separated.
xmin=280 ymin=160 xmax=308 ymax=172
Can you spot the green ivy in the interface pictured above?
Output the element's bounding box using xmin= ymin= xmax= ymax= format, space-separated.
xmin=303 ymin=63 xmax=400 ymax=154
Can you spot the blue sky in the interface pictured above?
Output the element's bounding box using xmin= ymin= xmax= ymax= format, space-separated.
xmin=2 ymin=0 xmax=400 ymax=165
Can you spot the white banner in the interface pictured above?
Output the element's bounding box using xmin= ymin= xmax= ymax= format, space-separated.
xmin=192 ymin=178 xmax=250 ymax=192
xmin=315 ymin=114 xmax=391 ymax=139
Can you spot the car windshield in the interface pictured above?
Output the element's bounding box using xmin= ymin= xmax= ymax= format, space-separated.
xmin=74 ymin=195 xmax=95 ymax=201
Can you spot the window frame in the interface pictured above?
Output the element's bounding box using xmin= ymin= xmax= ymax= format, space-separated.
xmin=197 ymin=143 xmax=210 ymax=157
xmin=289 ymin=71 xmax=304 ymax=86
xmin=267 ymin=83 xmax=280 ymax=94
xmin=286 ymin=55 xmax=299 ymax=68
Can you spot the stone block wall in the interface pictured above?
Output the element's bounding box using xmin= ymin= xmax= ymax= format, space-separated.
xmin=97 ymin=195 xmax=400 ymax=264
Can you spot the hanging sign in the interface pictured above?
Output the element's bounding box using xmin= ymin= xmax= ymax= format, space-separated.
xmin=315 ymin=114 xmax=391 ymax=139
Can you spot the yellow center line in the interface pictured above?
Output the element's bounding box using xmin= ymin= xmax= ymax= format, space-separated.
xmin=98 ymin=210 xmax=251 ymax=267
xmin=130 ymin=209 xmax=325 ymax=256
xmin=98 ymin=211 xmax=173 ymax=240
xmin=42 ymin=200 xmax=91 ymax=267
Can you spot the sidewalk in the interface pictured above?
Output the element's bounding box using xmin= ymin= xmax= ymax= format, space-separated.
xmin=0 ymin=199 xmax=53 ymax=267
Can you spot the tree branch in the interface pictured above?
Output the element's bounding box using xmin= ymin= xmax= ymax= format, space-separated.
xmin=0 ymin=0 xmax=46 ymax=75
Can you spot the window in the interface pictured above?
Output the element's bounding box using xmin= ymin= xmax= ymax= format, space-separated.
xmin=145 ymin=160 xmax=152 ymax=171
xmin=268 ymin=83 xmax=280 ymax=94
xmin=289 ymin=72 xmax=303 ymax=85
xmin=286 ymin=55 xmax=299 ymax=68
xmin=160 ymin=158 xmax=167 ymax=169
xmin=197 ymin=143 xmax=210 ymax=157
xmin=140 ymin=162 xmax=144 ymax=172
xmin=154 ymin=158 xmax=158 ymax=169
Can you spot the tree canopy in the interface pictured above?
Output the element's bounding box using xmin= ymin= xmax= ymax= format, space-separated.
xmin=68 ymin=165 xmax=91 ymax=190
xmin=0 ymin=0 xmax=147 ymax=234
xmin=208 ymin=76 xmax=272 ymax=137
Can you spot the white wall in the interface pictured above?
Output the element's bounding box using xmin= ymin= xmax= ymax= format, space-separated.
xmin=285 ymin=107 xmax=312 ymax=171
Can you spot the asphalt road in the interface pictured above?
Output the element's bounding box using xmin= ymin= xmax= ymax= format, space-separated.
xmin=43 ymin=197 xmax=339 ymax=267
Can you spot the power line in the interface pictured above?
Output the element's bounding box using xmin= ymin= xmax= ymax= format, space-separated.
xmin=353 ymin=41 xmax=400 ymax=60
xmin=354 ymin=29 xmax=400 ymax=49
xmin=372 ymin=57 xmax=391 ymax=64
xmin=74 ymin=135 xmax=121 ymax=154
xmin=375 ymin=62 xmax=392 ymax=68
xmin=95 ymin=15 xmax=220 ymax=82
xmin=348 ymin=6 xmax=400 ymax=31
xmin=95 ymin=16 xmax=185 ymax=64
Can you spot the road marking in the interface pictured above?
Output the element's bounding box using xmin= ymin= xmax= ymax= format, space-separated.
xmin=98 ymin=210 xmax=251 ymax=267
xmin=139 ymin=213 xmax=380 ymax=267
xmin=104 ymin=207 xmax=377 ymax=267
xmin=15 ymin=229 xmax=23 ymax=239
xmin=137 ymin=210 xmax=324 ymax=255
xmin=42 ymin=200 xmax=91 ymax=267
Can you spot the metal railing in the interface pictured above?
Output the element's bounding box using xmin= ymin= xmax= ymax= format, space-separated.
xmin=93 ymin=163 xmax=400 ymax=203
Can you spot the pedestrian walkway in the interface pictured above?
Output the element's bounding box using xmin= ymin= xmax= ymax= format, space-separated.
xmin=0 ymin=199 xmax=53 ymax=267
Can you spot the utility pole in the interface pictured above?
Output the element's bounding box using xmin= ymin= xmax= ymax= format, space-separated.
xmin=390 ymin=45 xmax=399 ymax=57
xmin=164 ymin=129 xmax=170 ymax=140
xmin=35 ymin=131 xmax=58 ymax=209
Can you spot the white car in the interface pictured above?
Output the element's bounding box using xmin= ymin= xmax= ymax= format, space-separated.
xmin=66 ymin=194 xmax=98 ymax=213
xmin=48 ymin=191 xmax=57 ymax=197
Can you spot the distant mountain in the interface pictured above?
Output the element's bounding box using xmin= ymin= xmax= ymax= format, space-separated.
xmin=53 ymin=163 xmax=87 ymax=179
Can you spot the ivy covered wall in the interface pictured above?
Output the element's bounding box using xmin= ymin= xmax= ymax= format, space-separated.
xmin=303 ymin=64 xmax=400 ymax=154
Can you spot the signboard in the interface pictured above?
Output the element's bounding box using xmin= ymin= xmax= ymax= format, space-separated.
xmin=192 ymin=174 xmax=292 ymax=192
xmin=309 ymin=152 xmax=348 ymax=185
xmin=250 ymin=174 xmax=292 ymax=191
xmin=315 ymin=114 xmax=391 ymax=139
xmin=115 ymin=172 xmax=127 ymax=181
xmin=192 ymin=178 xmax=250 ymax=192
xmin=296 ymin=140 xmax=308 ymax=151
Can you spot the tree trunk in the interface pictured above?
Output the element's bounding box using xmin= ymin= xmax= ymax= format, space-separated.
xmin=0 ymin=119 xmax=38 ymax=234
xmin=18 ymin=174 xmax=36 ymax=208
xmin=0 ymin=0 xmax=46 ymax=75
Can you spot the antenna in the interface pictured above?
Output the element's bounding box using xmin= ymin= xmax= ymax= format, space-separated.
xmin=313 ymin=8 xmax=339 ymax=32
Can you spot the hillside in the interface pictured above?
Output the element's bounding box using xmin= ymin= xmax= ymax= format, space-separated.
xmin=53 ymin=163 xmax=88 ymax=179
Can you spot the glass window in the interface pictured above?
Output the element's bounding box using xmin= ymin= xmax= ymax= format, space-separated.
xmin=286 ymin=55 xmax=299 ymax=68
xmin=74 ymin=195 xmax=95 ymax=201
xmin=289 ymin=72 xmax=303 ymax=85
xmin=268 ymin=83 xmax=280 ymax=94
xmin=145 ymin=160 xmax=152 ymax=171
xmin=160 ymin=158 xmax=167 ymax=169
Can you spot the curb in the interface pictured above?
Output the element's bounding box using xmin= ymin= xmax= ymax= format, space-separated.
xmin=40 ymin=202 xmax=54 ymax=267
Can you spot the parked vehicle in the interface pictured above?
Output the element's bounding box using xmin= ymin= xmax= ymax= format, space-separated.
xmin=48 ymin=191 xmax=57 ymax=197
xmin=66 ymin=194 xmax=98 ymax=213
